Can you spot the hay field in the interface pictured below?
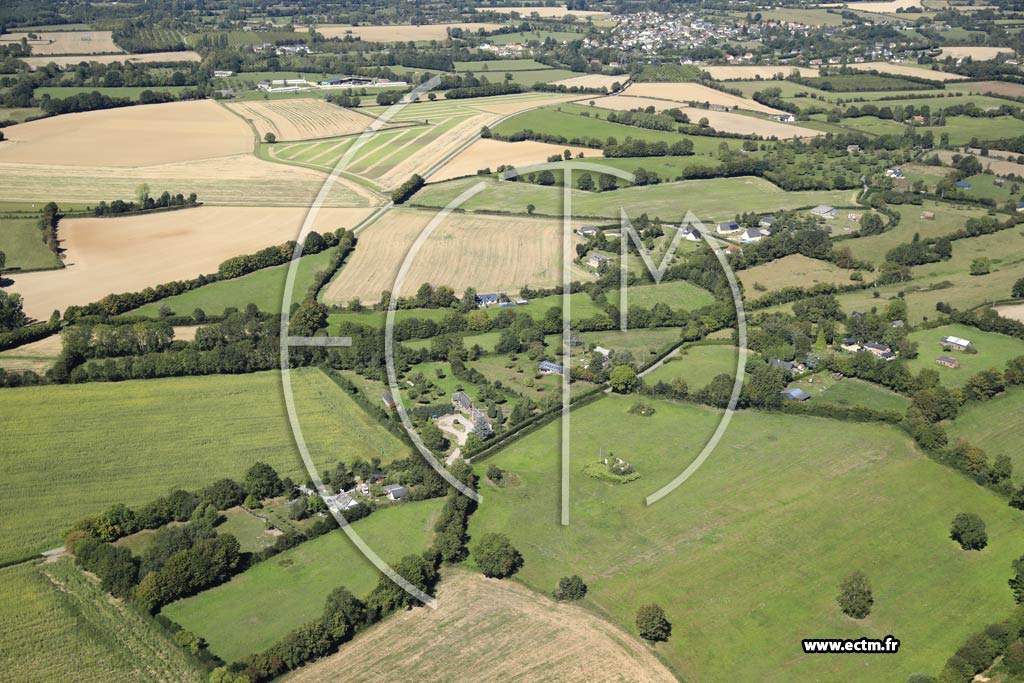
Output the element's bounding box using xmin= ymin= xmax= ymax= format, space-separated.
xmin=430 ymin=139 xmax=601 ymax=181
xmin=591 ymin=96 xmax=822 ymax=138
xmin=285 ymin=570 xmax=675 ymax=683
xmin=228 ymin=99 xmax=379 ymax=141
xmin=0 ymin=100 xmax=251 ymax=167
xmin=848 ymin=62 xmax=967 ymax=81
xmin=0 ymin=30 xmax=121 ymax=55
xmin=624 ymin=81 xmax=786 ymax=114
xmin=0 ymin=153 xmax=374 ymax=208
xmin=740 ymin=254 xmax=854 ymax=295
xmin=0 ymin=333 xmax=61 ymax=373
xmin=7 ymin=206 xmax=371 ymax=319
xmin=474 ymin=5 xmax=611 ymax=17
xmin=312 ymin=23 xmax=503 ymax=41
xmin=996 ymin=303 xmax=1024 ymax=323
xmin=935 ymin=149 xmax=1024 ymax=177
xmin=951 ymin=80 xmax=1024 ymax=98
xmin=21 ymin=51 xmax=201 ymax=70
xmin=824 ymin=0 xmax=922 ymax=11
xmin=323 ymin=209 xmax=578 ymax=304
xmin=548 ymin=73 xmax=623 ymax=90
xmin=939 ymin=46 xmax=1013 ymax=60
xmin=702 ymin=65 xmax=819 ymax=80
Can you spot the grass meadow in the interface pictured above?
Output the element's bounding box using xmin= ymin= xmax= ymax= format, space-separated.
xmin=162 ymin=499 xmax=444 ymax=663
xmin=1 ymin=559 xmax=203 ymax=682
xmin=469 ymin=395 xmax=1024 ymax=682
xmin=0 ymin=216 xmax=62 ymax=270
xmin=411 ymin=175 xmax=853 ymax=223
xmin=0 ymin=368 xmax=409 ymax=562
xmin=905 ymin=323 xmax=1024 ymax=386
xmin=789 ymin=373 xmax=912 ymax=412
xmin=643 ymin=343 xmax=738 ymax=391
xmin=949 ymin=386 xmax=1024 ymax=474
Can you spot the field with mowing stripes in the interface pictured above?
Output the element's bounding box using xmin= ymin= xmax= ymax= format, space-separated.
xmin=228 ymin=99 xmax=385 ymax=141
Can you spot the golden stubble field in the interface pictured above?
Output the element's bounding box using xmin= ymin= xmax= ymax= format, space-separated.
xmin=625 ymin=82 xmax=786 ymax=115
xmin=0 ymin=100 xmax=252 ymax=166
xmin=323 ymin=209 xmax=581 ymax=304
xmin=592 ymin=95 xmax=822 ymax=138
xmin=549 ymin=74 xmax=624 ymax=90
xmin=430 ymin=139 xmax=602 ymax=182
xmin=848 ymin=62 xmax=968 ymax=81
xmin=474 ymin=5 xmax=611 ymax=17
xmin=702 ymin=65 xmax=819 ymax=80
xmin=7 ymin=206 xmax=374 ymax=319
xmin=227 ymin=100 xmax=382 ymax=141
xmin=284 ymin=570 xmax=677 ymax=683
xmin=0 ymin=30 xmax=121 ymax=55
xmin=21 ymin=51 xmax=202 ymax=70
xmin=308 ymin=23 xmax=503 ymax=41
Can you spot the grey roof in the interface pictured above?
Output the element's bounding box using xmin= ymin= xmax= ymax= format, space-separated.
xmin=810 ymin=204 xmax=836 ymax=215
xmin=769 ymin=358 xmax=796 ymax=372
xmin=782 ymin=388 xmax=810 ymax=401
xmin=381 ymin=484 xmax=408 ymax=499
xmin=452 ymin=391 xmax=473 ymax=411
xmin=864 ymin=342 xmax=891 ymax=352
xmin=539 ymin=361 xmax=565 ymax=374
xmin=937 ymin=355 xmax=959 ymax=364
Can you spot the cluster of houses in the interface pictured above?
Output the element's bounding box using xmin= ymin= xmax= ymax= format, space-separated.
xmin=294 ymin=477 xmax=408 ymax=515
xmin=715 ymin=219 xmax=772 ymax=244
xmin=254 ymin=76 xmax=407 ymax=93
xmin=935 ymin=334 xmax=974 ymax=369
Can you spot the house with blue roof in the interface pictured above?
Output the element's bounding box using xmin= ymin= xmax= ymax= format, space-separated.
xmin=539 ymin=361 xmax=566 ymax=376
xmin=781 ymin=388 xmax=810 ymax=401
xmin=955 ymin=181 xmax=971 ymax=189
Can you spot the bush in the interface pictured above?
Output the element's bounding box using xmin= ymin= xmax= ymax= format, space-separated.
xmin=392 ymin=174 xmax=425 ymax=204
xmin=635 ymin=603 xmax=671 ymax=642
xmin=837 ymin=571 xmax=873 ymax=619
xmin=950 ymin=512 xmax=987 ymax=550
xmin=472 ymin=532 xmax=523 ymax=579
xmin=553 ymin=575 xmax=587 ymax=601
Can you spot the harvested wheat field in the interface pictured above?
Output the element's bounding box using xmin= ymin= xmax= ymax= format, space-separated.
xmin=312 ymin=23 xmax=503 ymax=41
xmin=474 ymin=5 xmax=611 ymax=17
xmin=377 ymin=112 xmax=494 ymax=188
xmin=324 ymin=209 xmax=579 ymax=304
xmin=823 ymin=0 xmax=921 ymax=12
xmin=0 ymin=100 xmax=251 ymax=167
xmin=430 ymin=139 xmax=601 ymax=182
xmin=7 ymin=206 xmax=373 ymax=319
xmin=0 ymin=30 xmax=121 ymax=55
xmin=592 ymin=96 xmax=821 ymax=138
xmin=939 ymin=46 xmax=1015 ymax=60
xmin=702 ymin=65 xmax=819 ymax=80
xmin=21 ymin=50 xmax=201 ymax=70
xmin=625 ymin=82 xmax=785 ymax=115
xmin=284 ymin=570 xmax=676 ymax=683
xmin=464 ymin=91 xmax=581 ymax=115
xmin=848 ymin=62 xmax=967 ymax=81
xmin=0 ymin=154 xmax=375 ymax=208
xmin=228 ymin=99 xmax=381 ymax=141
xmin=996 ymin=304 xmax=1024 ymax=324
xmin=549 ymin=74 xmax=624 ymax=90
xmin=952 ymin=81 xmax=1024 ymax=98
xmin=0 ymin=333 xmax=62 ymax=373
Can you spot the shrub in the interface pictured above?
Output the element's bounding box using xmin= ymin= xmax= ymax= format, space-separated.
xmin=472 ymin=532 xmax=523 ymax=579
xmin=837 ymin=571 xmax=873 ymax=619
xmin=950 ymin=512 xmax=987 ymax=550
xmin=553 ymin=575 xmax=588 ymax=601
xmin=635 ymin=603 xmax=671 ymax=642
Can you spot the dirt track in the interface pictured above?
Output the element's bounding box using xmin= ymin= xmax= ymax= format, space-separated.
xmin=282 ymin=569 xmax=677 ymax=683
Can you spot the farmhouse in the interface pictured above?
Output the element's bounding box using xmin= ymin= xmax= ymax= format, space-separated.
xmin=381 ymin=484 xmax=408 ymax=501
xmin=810 ymin=205 xmax=838 ymax=219
xmin=937 ymin=356 xmax=960 ymax=369
xmin=716 ymin=221 xmax=741 ymax=234
xmin=940 ymin=335 xmax=973 ymax=351
xmin=476 ymin=293 xmax=500 ymax=308
xmin=539 ymin=361 xmax=566 ymax=375
xmin=680 ymin=226 xmax=702 ymax=241
xmin=781 ymin=387 xmax=811 ymax=401
xmin=759 ymin=215 xmax=776 ymax=228
xmin=769 ymin=358 xmax=804 ymax=374
xmin=840 ymin=338 xmax=862 ymax=353
xmin=885 ymin=168 xmax=904 ymax=179
xmin=213 ymin=69 xmax=234 ymax=78
xmin=864 ymin=342 xmax=896 ymax=360
xmin=847 ymin=144 xmax=861 ymax=153
xmin=740 ymin=228 xmax=766 ymax=243
xmin=955 ymin=181 xmax=971 ymax=190
xmin=452 ymin=391 xmax=474 ymax=414
xmin=324 ymin=491 xmax=360 ymax=511
xmin=771 ymin=113 xmax=796 ymax=123
xmin=587 ymin=253 xmax=610 ymax=269
xmin=576 ymin=225 xmax=599 ymax=237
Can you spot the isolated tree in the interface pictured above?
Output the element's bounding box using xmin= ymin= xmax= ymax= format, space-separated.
xmin=609 ymin=364 xmax=638 ymax=393
xmin=970 ymin=256 xmax=991 ymax=276
xmin=473 ymin=532 xmax=523 ymax=578
xmin=635 ymin=603 xmax=671 ymax=642
xmin=526 ymin=203 xmax=536 ymax=214
xmin=264 ymin=131 xmax=277 ymax=143
xmin=536 ymin=169 xmax=556 ymax=186
xmin=553 ymin=575 xmax=587 ymax=601
xmin=244 ymin=461 xmax=284 ymax=500
xmin=577 ymin=172 xmax=594 ymax=191
xmin=951 ymin=512 xmax=988 ymax=550
xmin=598 ymin=173 xmax=617 ymax=192
xmin=837 ymin=571 xmax=873 ymax=618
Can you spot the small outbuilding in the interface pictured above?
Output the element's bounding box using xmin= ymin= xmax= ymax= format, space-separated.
xmin=781 ymin=388 xmax=811 ymax=401
xmin=936 ymin=356 xmax=960 ymax=369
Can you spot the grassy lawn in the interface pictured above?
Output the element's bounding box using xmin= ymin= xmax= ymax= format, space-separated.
xmin=162 ymin=499 xmax=444 ymax=663
xmin=492 ymin=106 xmax=694 ymax=147
xmin=788 ymin=373 xmax=911 ymax=412
xmin=0 ymin=216 xmax=62 ymax=271
xmin=411 ymin=175 xmax=854 ymax=223
xmin=215 ymin=507 xmax=278 ymax=553
xmin=579 ymin=327 xmax=682 ymax=359
xmin=0 ymin=368 xmax=410 ymax=562
xmin=34 ymin=86 xmax=191 ymax=99
xmin=924 ymin=115 xmax=1024 ymax=146
xmin=843 ymin=200 xmax=990 ymax=266
xmin=949 ymin=386 xmax=1024 ymax=474
xmin=643 ymin=344 xmax=738 ymax=391
xmin=127 ymin=248 xmax=334 ymax=318
xmin=470 ymin=395 xmax=1024 ymax=682
xmin=606 ymin=279 xmax=715 ymax=311
xmin=740 ymin=253 xmax=855 ymax=296
xmin=453 ymin=58 xmax=552 ymax=72
xmin=1 ymin=559 xmax=203 ymax=682
xmin=905 ymin=323 xmax=1024 ymax=387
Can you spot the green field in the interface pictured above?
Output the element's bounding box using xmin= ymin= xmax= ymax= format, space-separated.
xmin=470 ymin=395 xmax=1024 ymax=682
xmin=579 ymin=326 xmax=683 ymax=359
xmin=643 ymin=343 xmax=738 ymax=391
xmin=34 ymin=86 xmax=191 ymax=99
xmin=0 ymin=216 xmax=61 ymax=270
xmin=126 ymin=247 xmax=334 ymax=318
xmin=1 ymin=559 xmax=203 ymax=682
xmin=0 ymin=368 xmax=409 ymax=562
xmin=924 ymin=115 xmax=1024 ymax=146
xmin=843 ymin=200 xmax=988 ymax=266
xmin=162 ymin=499 xmax=444 ymax=662
xmin=453 ymin=58 xmax=552 ymax=72
xmin=789 ymin=374 xmax=912 ymax=412
xmin=215 ymin=507 xmax=278 ymax=553
xmin=949 ymin=386 xmax=1024 ymax=474
xmin=493 ymin=105 xmax=700 ymax=147
xmin=411 ymin=175 xmax=854 ymax=223
xmin=607 ymin=279 xmax=716 ymax=311
xmin=905 ymin=323 xmax=1024 ymax=386
xmin=486 ymin=30 xmax=588 ymax=45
